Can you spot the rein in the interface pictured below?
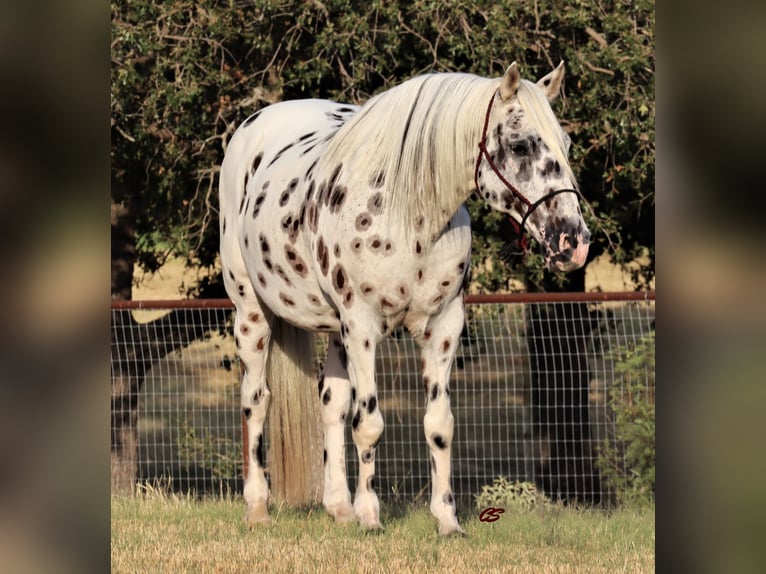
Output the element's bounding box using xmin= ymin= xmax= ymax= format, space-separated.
xmin=473 ymin=91 xmax=581 ymax=252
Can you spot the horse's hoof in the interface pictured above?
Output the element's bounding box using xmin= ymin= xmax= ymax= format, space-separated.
xmin=328 ymin=502 xmax=355 ymax=524
xmin=245 ymin=504 xmax=270 ymax=527
xmin=360 ymin=520 xmax=384 ymax=533
xmin=438 ymin=522 xmax=467 ymax=537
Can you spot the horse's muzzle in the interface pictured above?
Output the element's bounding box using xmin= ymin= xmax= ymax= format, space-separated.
xmin=543 ymin=222 xmax=591 ymax=272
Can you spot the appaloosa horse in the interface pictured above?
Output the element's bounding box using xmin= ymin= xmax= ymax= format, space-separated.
xmin=219 ymin=61 xmax=590 ymax=535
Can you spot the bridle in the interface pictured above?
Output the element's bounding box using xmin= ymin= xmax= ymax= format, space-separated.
xmin=473 ymin=91 xmax=582 ymax=251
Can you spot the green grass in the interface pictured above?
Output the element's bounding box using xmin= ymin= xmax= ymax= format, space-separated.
xmin=111 ymin=489 xmax=654 ymax=573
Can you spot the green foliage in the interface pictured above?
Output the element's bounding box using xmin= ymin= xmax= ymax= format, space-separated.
xmin=596 ymin=332 xmax=655 ymax=506
xmin=111 ymin=0 xmax=654 ymax=293
xmin=474 ymin=477 xmax=550 ymax=512
xmin=176 ymin=415 xmax=240 ymax=479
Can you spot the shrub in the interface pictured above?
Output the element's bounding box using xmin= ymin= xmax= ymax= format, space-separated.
xmin=596 ymin=332 xmax=655 ymax=506
xmin=474 ymin=477 xmax=549 ymax=512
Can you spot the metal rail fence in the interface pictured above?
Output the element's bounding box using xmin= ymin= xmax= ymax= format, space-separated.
xmin=111 ymin=292 xmax=654 ymax=506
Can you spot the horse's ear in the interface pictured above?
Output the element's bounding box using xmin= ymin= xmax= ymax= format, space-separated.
xmin=499 ymin=62 xmax=521 ymax=101
xmin=537 ymin=61 xmax=565 ymax=102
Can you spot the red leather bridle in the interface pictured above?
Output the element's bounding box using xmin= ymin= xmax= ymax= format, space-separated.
xmin=473 ymin=92 xmax=582 ymax=252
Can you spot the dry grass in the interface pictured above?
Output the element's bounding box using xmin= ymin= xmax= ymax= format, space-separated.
xmin=111 ymin=487 xmax=654 ymax=573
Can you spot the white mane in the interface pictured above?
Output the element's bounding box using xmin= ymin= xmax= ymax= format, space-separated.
xmin=318 ymin=71 xmax=572 ymax=239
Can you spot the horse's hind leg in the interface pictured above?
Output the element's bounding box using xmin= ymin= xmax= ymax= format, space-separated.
xmin=228 ymin=283 xmax=273 ymax=525
xmin=416 ymin=296 xmax=467 ymax=536
xmin=319 ymin=334 xmax=354 ymax=522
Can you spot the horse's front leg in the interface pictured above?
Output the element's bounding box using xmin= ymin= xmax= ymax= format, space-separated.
xmin=417 ymin=296 xmax=467 ymax=536
xmin=319 ymin=334 xmax=354 ymax=523
xmin=342 ymin=320 xmax=384 ymax=530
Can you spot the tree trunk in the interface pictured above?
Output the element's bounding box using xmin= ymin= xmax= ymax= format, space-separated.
xmin=111 ymin=178 xmax=230 ymax=494
xmin=525 ymin=268 xmax=602 ymax=503
xmin=111 ymin=183 xmax=140 ymax=493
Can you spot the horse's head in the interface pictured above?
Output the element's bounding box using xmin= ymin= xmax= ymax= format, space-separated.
xmin=475 ymin=61 xmax=590 ymax=272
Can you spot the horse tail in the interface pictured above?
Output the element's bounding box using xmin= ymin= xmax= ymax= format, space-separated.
xmin=266 ymin=317 xmax=323 ymax=505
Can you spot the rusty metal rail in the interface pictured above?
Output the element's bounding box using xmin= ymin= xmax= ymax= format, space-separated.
xmin=111 ymin=290 xmax=655 ymax=309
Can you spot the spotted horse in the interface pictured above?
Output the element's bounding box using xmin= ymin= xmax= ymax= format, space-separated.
xmin=219 ymin=61 xmax=591 ymax=536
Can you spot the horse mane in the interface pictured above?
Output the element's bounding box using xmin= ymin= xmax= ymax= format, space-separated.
xmin=318 ymin=71 xmax=571 ymax=239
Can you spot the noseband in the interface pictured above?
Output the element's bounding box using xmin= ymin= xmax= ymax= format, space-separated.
xmin=473 ymin=92 xmax=581 ymax=249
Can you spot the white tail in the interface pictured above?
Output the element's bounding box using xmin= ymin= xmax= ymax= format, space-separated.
xmin=266 ymin=317 xmax=323 ymax=505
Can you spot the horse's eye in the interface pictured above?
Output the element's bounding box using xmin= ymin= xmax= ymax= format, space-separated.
xmin=510 ymin=142 xmax=529 ymax=156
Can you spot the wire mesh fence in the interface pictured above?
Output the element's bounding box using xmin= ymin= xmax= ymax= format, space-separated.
xmin=111 ymin=293 xmax=654 ymax=506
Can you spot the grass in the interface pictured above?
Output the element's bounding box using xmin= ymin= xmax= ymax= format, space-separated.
xmin=111 ymin=488 xmax=654 ymax=573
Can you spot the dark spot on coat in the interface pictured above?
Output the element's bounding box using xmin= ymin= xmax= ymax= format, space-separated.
xmin=361 ymin=448 xmax=375 ymax=463
xmin=253 ymin=433 xmax=265 ymax=467
xmin=368 ymin=396 xmax=377 ymax=413
xmin=318 ymin=373 xmax=325 ymax=397
xmin=352 ymin=409 xmax=361 ymax=431
xmin=367 ymin=192 xmax=384 ymax=214
xmin=308 ymin=294 xmax=322 ymax=306
xmin=322 ymin=387 xmax=332 ymax=405
xmin=285 ymin=245 xmax=308 ymax=277
xmin=332 ymin=264 xmax=347 ymax=292
xmin=299 ymin=131 xmax=317 ymax=142
xmin=275 ymin=264 xmax=292 ymax=286
xmin=355 ymin=212 xmax=372 ymax=231
xmin=279 ymin=293 xmax=295 ymax=306
xmin=432 ymin=434 xmax=447 ymax=449
xmin=251 ymin=152 xmax=263 ymax=174
xmin=338 ymin=347 xmax=348 ymax=370
xmin=243 ymin=407 xmax=252 ymax=420
xmin=252 ymin=192 xmax=266 ymax=219
xmin=267 ymin=142 xmax=293 ymax=168
xmin=329 ymin=185 xmax=347 ymax=213
xmin=317 ymin=236 xmax=329 ymax=275
xmin=443 ymin=492 xmax=454 ymax=506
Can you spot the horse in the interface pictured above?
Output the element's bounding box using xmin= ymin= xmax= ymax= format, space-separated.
xmin=218 ymin=61 xmax=591 ymax=536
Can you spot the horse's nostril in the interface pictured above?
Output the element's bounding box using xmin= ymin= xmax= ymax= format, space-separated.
xmin=559 ymin=233 xmax=572 ymax=253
